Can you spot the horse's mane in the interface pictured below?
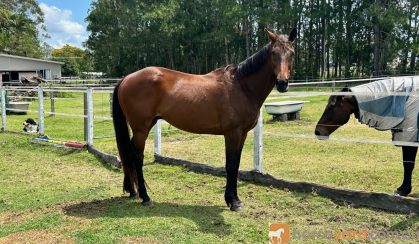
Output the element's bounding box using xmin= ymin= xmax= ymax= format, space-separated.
xmin=234 ymin=44 xmax=270 ymax=79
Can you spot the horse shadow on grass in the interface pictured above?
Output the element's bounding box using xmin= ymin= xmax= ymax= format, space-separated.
xmin=63 ymin=197 xmax=231 ymax=236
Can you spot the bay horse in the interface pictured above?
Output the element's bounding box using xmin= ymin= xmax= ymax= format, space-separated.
xmin=112 ymin=29 xmax=297 ymax=211
xmin=315 ymin=87 xmax=417 ymax=197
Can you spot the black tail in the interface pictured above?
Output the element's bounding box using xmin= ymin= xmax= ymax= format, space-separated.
xmin=112 ymin=82 xmax=137 ymax=194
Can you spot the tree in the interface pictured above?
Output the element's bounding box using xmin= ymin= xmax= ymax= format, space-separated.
xmin=52 ymin=45 xmax=92 ymax=77
xmin=0 ymin=0 xmax=46 ymax=57
xmin=85 ymin=0 xmax=418 ymax=79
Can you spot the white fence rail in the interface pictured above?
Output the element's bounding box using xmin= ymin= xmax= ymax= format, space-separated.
xmin=0 ymin=86 xmax=95 ymax=146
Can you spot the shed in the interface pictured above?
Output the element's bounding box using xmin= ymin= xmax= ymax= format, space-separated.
xmin=0 ymin=54 xmax=63 ymax=85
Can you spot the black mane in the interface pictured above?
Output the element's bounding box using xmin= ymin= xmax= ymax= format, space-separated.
xmin=234 ymin=44 xmax=270 ymax=79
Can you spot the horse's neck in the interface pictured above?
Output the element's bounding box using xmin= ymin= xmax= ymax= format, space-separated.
xmin=239 ymin=63 xmax=275 ymax=108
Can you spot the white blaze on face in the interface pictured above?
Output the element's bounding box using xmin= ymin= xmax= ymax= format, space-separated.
xmin=281 ymin=54 xmax=287 ymax=78
xmin=278 ymin=53 xmax=289 ymax=80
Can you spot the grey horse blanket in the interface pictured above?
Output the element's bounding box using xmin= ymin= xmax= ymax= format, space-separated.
xmin=350 ymin=76 xmax=419 ymax=143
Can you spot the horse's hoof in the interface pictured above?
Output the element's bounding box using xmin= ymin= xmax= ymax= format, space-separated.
xmin=141 ymin=200 xmax=153 ymax=206
xmin=227 ymin=200 xmax=242 ymax=211
xmin=229 ymin=204 xmax=242 ymax=211
xmin=395 ymin=189 xmax=409 ymax=197
xmin=128 ymin=192 xmax=139 ymax=198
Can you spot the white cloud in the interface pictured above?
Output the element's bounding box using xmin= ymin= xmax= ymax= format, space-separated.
xmin=40 ymin=3 xmax=88 ymax=49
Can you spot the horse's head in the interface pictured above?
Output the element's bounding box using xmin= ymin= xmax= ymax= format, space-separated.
xmin=267 ymin=28 xmax=297 ymax=93
xmin=315 ymin=88 xmax=357 ymax=138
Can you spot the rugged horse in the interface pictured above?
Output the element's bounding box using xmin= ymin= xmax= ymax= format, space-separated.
xmin=112 ymin=29 xmax=297 ymax=211
xmin=315 ymin=84 xmax=418 ymax=197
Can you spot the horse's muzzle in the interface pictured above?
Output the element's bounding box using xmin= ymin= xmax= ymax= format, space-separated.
xmin=276 ymin=79 xmax=289 ymax=93
xmin=314 ymin=126 xmax=330 ymax=140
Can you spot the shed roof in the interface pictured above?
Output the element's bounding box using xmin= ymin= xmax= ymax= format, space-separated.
xmin=0 ymin=54 xmax=64 ymax=65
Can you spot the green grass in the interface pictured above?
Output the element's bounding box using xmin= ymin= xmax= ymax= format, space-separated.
xmin=0 ymin=132 xmax=418 ymax=243
xmin=2 ymin=90 xmax=418 ymax=195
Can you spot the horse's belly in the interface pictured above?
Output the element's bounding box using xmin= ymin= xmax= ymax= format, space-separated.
xmin=161 ymin=105 xmax=226 ymax=134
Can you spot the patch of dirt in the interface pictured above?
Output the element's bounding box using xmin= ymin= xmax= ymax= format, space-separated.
xmin=0 ymin=230 xmax=74 ymax=244
xmin=0 ymin=202 xmax=71 ymax=226
xmin=328 ymin=215 xmax=348 ymax=223
xmin=163 ymin=136 xmax=197 ymax=143
xmin=122 ymin=237 xmax=161 ymax=244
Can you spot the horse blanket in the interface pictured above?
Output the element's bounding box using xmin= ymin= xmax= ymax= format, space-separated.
xmin=350 ymin=76 xmax=419 ymax=143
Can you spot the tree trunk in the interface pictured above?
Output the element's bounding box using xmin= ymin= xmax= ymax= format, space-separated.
xmin=345 ymin=0 xmax=352 ymax=77
xmin=373 ymin=18 xmax=381 ymax=76
xmin=409 ymin=8 xmax=418 ymax=72
xmin=321 ymin=0 xmax=326 ymax=80
xmin=224 ymin=37 xmax=229 ymax=64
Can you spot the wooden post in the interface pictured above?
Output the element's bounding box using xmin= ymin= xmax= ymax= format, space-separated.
xmin=253 ymin=108 xmax=263 ymax=172
xmin=38 ymin=86 xmax=44 ymax=134
xmin=1 ymin=87 xmax=6 ymax=131
xmin=87 ymin=88 xmax=94 ymax=146
xmin=154 ymin=119 xmax=161 ymax=155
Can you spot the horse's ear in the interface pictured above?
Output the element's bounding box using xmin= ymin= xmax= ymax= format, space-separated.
xmin=288 ymin=28 xmax=297 ymax=43
xmin=330 ymin=96 xmax=337 ymax=106
xmin=266 ymin=29 xmax=278 ymax=42
xmin=341 ymin=87 xmax=350 ymax=92
xmin=337 ymin=90 xmax=350 ymax=103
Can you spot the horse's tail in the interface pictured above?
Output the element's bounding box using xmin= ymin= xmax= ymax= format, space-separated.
xmin=112 ymin=82 xmax=137 ymax=193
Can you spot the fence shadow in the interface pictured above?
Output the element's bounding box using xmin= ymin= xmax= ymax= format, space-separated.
xmin=63 ymin=196 xmax=231 ymax=236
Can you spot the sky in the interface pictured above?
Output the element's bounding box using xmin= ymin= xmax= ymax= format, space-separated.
xmin=38 ymin=0 xmax=93 ymax=49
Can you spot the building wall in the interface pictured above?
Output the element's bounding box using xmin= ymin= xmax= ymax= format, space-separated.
xmin=0 ymin=56 xmax=62 ymax=79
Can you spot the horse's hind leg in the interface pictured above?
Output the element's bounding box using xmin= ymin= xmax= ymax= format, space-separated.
xmin=131 ymin=128 xmax=152 ymax=205
xmin=124 ymin=166 xmax=138 ymax=198
xmin=396 ymin=146 xmax=417 ymax=196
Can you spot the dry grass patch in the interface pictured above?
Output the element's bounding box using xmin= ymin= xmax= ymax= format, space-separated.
xmin=122 ymin=236 xmax=162 ymax=244
xmin=0 ymin=230 xmax=74 ymax=244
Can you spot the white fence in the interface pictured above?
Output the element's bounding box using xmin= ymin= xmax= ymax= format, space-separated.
xmin=0 ymin=86 xmax=102 ymax=146
xmin=1 ymin=75 xmax=418 ymax=173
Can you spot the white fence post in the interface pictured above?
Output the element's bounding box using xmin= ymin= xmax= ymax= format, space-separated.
xmin=87 ymin=88 xmax=94 ymax=146
xmin=38 ymin=86 xmax=44 ymax=134
xmin=49 ymin=84 xmax=55 ymax=116
xmin=154 ymin=119 xmax=161 ymax=155
xmin=253 ymin=108 xmax=263 ymax=172
xmin=1 ymin=87 xmax=6 ymax=131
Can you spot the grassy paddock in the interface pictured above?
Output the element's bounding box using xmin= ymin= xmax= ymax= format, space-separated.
xmin=2 ymin=88 xmax=418 ymax=196
xmin=0 ymin=132 xmax=418 ymax=243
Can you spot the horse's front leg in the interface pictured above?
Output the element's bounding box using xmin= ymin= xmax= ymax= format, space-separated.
xmin=224 ymin=130 xmax=247 ymax=211
xmin=395 ymin=146 xmax=417 ymax=196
